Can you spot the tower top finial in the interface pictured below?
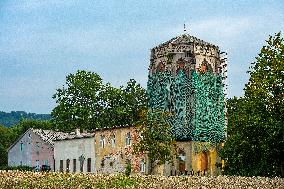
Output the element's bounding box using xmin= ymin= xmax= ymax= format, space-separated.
xmin=183 ymin=21 xmax=186 ymax=33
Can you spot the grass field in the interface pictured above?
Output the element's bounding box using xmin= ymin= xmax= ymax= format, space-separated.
xmin=0 ymin=170 xmax=283 ymax=189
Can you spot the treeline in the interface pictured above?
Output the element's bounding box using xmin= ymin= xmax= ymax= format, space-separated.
xmin=0 ymin=111 xmax=51 ymax=127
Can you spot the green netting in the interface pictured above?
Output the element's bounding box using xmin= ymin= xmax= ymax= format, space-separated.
xmin=192 ymin=71 xmax=225 ymax=142
xmin=147 ymin=70 xmax=225 ymax=142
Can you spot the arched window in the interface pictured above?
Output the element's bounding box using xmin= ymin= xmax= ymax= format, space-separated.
xmin=110 ymin=134 xmax=116 ymax=147
xmin=125 ymin=132 xmax=132 ymax=146
xmin=139 ymin=159 xmax=146 ymax=173
xmin=100 ymin=135 xmax=105 ymax=148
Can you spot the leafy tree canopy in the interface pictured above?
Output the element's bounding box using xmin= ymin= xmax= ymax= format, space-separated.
xmin=220 ymin=32 xmax=284 ymax=177
xmin=51 ymin=70 xmax=147 ymax=132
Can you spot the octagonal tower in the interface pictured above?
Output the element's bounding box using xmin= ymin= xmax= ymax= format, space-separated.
xmin=147 ymin=33 xmax=227 ymax=142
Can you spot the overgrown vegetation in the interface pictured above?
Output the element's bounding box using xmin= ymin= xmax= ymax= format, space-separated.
xmin=133 ymin=110 xmax=176 ymax=174
xmin=124 ymin=161 xmax=132 ymax=177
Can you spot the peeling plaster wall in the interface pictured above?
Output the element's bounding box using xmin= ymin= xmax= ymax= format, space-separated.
xmin=93 ymin=127 xmax=221 ymax=176
xmin=94 ymin=127 xmax=147 ymax=174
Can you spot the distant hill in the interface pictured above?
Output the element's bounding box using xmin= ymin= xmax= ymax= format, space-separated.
xmin=0 ymin=111 xmax=51 ymax=127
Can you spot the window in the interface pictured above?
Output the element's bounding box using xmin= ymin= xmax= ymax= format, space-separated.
xmin=35 ymin=160 xmax=40 ymax=170
xmin=60 ymin=160 xmax=63 ymax=172
xmin=87 ymin=158 xmax=91 ymax=172
xmin=110 ymin=134 xmax=116 ymax=147
xmin=73 ymin=159 xmax=76 ymax=172
xmin=66 ymin=159 xmax=70 ymax=172
xmin=125 ymin=132 xmax=132 ymax=146
xmin=140 ymin=159 xmax=146 ymax=173
xmin=100 ymin=135 xmax=105 ymax=148
xmin=20 ymin=143 xmax=24 ymax=151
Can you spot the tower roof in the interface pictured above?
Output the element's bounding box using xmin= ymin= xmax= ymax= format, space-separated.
xmin=152 ymin=33 xmax=218 ymax=50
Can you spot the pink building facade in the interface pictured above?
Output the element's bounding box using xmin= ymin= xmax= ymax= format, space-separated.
xmin=8 ymin=128 xmax=67 ymax=170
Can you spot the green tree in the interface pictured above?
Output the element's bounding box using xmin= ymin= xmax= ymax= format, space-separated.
xmin=10 ymin=119 xmax=53 ymax=141
xmin=52 ymin=70 xmax=147 ymax=131
xmin=133 ymin=109 xmax=176 ymax=174
xmin=121 ymin=79 xmax=148 ymax=125
xmin=0 ymin=125 xmax=13 ymax=166
xmin=220 ymin=32 xmax=284 ymax=177
xmin=52 ymin=70 xmax=105 ymax=131
xmin=97 ymin=79 xmax=147 ymax=129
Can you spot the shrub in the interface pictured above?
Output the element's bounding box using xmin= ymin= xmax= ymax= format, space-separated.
xmin=0 ymin=165 xmax=34 ymax=171
xmin=125 ymin=162 xmax=131 ymax=176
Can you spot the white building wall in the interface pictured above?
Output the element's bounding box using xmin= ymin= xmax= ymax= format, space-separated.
xmin=54 ymin=137 xmax=95 ymax=173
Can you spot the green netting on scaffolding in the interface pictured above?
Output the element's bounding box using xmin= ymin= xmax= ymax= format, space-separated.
xmin=147 ymin=69 xmax=225 ymax=142
xmin=192 ymin=71 xmax=225 ymax=142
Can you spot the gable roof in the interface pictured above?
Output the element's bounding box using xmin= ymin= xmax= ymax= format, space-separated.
xmin=7 ymin=128 xmax=69 ymax=151
xmin=31 ymin=128 xmax=69 ymax=145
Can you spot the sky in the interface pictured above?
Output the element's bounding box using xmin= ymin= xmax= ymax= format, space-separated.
xmin=0 ymin=0 xmax=284 ymax=114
